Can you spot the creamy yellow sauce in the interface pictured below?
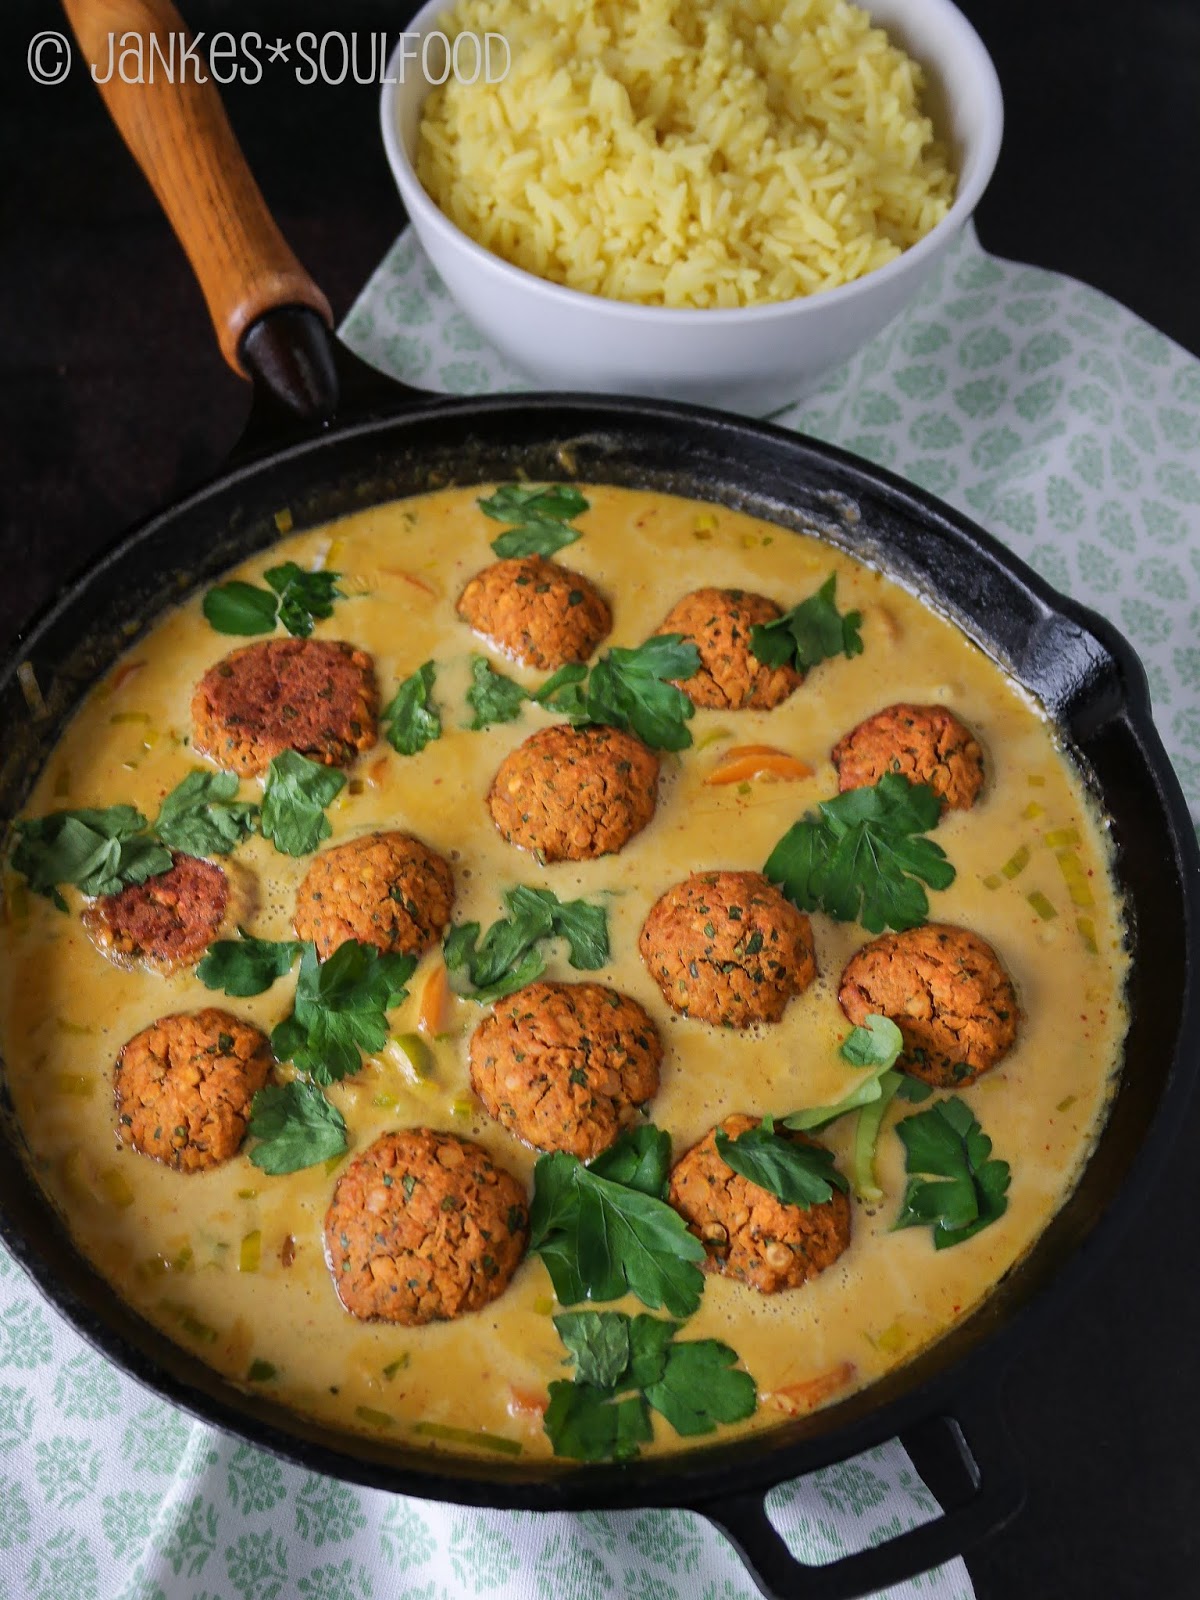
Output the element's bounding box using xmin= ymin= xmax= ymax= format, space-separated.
xmin=0 ymin=486 xmax=1127 ymax=1463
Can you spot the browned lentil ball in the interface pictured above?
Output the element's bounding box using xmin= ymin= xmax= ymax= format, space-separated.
xmin=324 ymin=1129 xmax=528 ymax=1324
xmin=83 ymin=853 xmax=229 ymax=973
xmin=669 ymin=1114 xmax=852 ymax=1293
xmin=114 ymin=1008 xmax=271 ymax=1172
xmin=191 ymin=638 xmax=378 ymax=776
xmin=838 ymin=923 xmax=1019 ymax=1088
xmin=651 ymin=588 xmax=801 ymax=710
xmin=293 ymin=831 xmax=455 ymax=960
xmin=456 ymin=556 xmax=611 ymax=671
xmin=469 ymin=981 xmax=662 ymax=1158
xmin=832 ymin=703 xmax=985 ymax=811
xmin=639 ymin=870 xmax=816 ymax=1027
xmin=487 ymin=723 xmax=659 ymax=862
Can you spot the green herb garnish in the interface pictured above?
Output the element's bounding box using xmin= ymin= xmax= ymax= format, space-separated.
xmin=246 ymin=1080 xmax=348 ymax=1174
xmin=544 ymin=1310 xmax=756 ymax=1462
xmin=764 ymin=772 xmax=955 ymax=933
xmin=203 ymin=562 xmax=343 ymax=639
xmin=539 ymin=636 xmax=700 ymax=751
xmin=478 ymin=484 xmax=589 ymax=559
xmin=444 ymin=885 xmax=609 ymax=1004
xmin=892 ymin=1096 xmax=1010 ymax=1249
xmin=270 ymin=940 xmax=416 ymax=1084
xmin=839 ymin=1014 xmax=905 ymax=1070
xmin=749 ymin=573 xmax=863 ymax=674
xmin=529 ymin=1127 xmax=705 ymax=1316
xmin=10 ymin=806 xmax=171 ymax=910
xmin=714 ymin=1114 xmax=848 ymax=1209
xmin=153 ymin=770 xmax=259 ymax=856
xmin=196 ymin=930 xmax=305 ymax=997
xmin=382 ymin=660 xmax=441 ymax=756
xmin=259 ymin=751 xmax=346 ymax=856
xmin=465 ymin=656 xmax=531 ymax=731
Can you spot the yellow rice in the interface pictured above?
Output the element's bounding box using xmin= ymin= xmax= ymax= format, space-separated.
xmin=416 ymin=0 xmax=956 ymax=308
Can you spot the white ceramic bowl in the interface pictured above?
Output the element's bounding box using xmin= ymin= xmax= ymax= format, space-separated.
xmin=380 ymin=0 xmax=1003 ymax=416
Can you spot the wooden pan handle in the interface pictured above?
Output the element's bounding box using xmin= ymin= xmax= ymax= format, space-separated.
xmin=61 ymin=0 xmax=332 ymax=375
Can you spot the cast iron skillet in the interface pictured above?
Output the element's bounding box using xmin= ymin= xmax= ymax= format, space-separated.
xmin=3 ymin=3 xmax=1197 ymax=1595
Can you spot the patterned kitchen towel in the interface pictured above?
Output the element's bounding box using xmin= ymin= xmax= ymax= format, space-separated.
xmin=341 ymin=224 xmax=1200 ymax=825
xmin=0 ymin=1237 xmax=970 ymax=1600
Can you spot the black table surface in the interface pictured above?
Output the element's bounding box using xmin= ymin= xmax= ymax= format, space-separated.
xmin=2 ymin=2 xmax=1198 ymax=1596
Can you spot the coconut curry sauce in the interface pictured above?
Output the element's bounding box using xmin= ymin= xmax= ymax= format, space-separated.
xmin=0 ymin=486 xmax=1127 ymax=1459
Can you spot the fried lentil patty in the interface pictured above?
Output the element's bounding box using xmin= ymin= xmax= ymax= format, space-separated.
xmin=293 ymin=831 xmax=455 ymax=960
xmin=639 ymin=870 xmax=816 ymax=1027
xmin=83 ymin=853 xmax=230 ymax=973
xmin=487 ymin=723 xmax=659 ymax=861
xmin=324 ymin=1129 xmax=528 ymax=1324
xmin=469 ymin=981 xmax=662 ymax=1158
xmin=669 ymin=1115 xmax=852 ymax=1293
xmin=651 ymin=588 xmax=801 ymax=710
xmin=114 ymin=1008 xmax=271 ymax=1172
xmin=838 ymin=922 xmax=1019 ymax=1087
xmin=832 ymin=703 xmax=985 ymax=811
xmin=456 ymin=556 xmax=611 ymax=671
xmin=191 ymin=638 xmax=378 ymax=776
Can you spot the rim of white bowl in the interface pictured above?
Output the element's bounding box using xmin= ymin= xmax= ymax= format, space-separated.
xmin=379 ymin=0 xmax=1004 ymax=327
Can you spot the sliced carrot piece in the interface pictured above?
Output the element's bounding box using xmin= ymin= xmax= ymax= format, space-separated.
xmin=381 ymin=568 xmax=438 ymax=597
xmin=507 ymin=1386 xmax=548 ymax=1420
xmin=704 ymin=745 xmax=814 ymax=786
xmin=417 ymin=963 xmax=451 ymax=1038
xmin=762 ymin=1361 xmax=856 ymax=1415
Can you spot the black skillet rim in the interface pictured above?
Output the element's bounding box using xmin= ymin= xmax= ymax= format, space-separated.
xmin=0 ymin=390 xmax=1197 ymax=1515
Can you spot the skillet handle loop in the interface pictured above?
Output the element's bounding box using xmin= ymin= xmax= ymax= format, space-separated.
xmin=693 ymin=1394 xmax=1025 ymax=1600
xmin=59 ymin=0 xmax=333 ymax=390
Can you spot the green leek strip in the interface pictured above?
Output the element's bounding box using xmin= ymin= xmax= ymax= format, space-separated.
xmin=372 ymin=1093 xmax=397 ymax=1110
xmin=1044 ymin=827 xmax=1082 ymax=849
xmin=982 ymin=874 xmax=1001 ymax=890
xmin=389 ymin=1032 xmax=435 ymax=1081
xmin=851 ymin=1070 xmax=903 ymax=1201
xmin=1055 ymin=850 xmax=1095 ymax=908
xmin=1056 ymin=1094 xmax=1077 ymax=1114
xmin=238 ymin=1231 xmax=262 ymax=1274
xmin=99 ymin=1168 xmax=135 ymax=1208
xmin=1027 ymin=889 xmax=1057 ymax=920
xmin=1021 ymin=801 xmax=1044 ymax=820
xmin=1027 ymin=773 xmax=1046 ymax=787
xmin=412 ymin=1422 xmax=523 ymax=1457
xmin=1000 ymin=843 xmax=1031 ymax=880
xmin=450 ymin=1095 xmax=475 ymax=1119
xmin=382 ymin=1355 xmax=410 ymax=1380
xmin=160 ymin=1299 xmax=218 ymax=1344
xmin=52 ymin=1073 xmax=93 ymax=1098
xmin=695 ymin=726 xmax=733 ymax=751
xmin=247 ymin=1359 xmax=277 ymax=1383
xmin=56 ymin=1020 xmax=92 ymax=1037
xmin=108 ymin=710 xmax=152 ymax=725
xmin=1076 ymin=916 xmax=1099 ymax=954
xmin=355 ymin=1406 xmax=395 ymax=1429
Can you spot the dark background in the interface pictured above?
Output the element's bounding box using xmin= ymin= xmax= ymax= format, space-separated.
xmin=1 ymin=3 xmax=1198 ymax=1596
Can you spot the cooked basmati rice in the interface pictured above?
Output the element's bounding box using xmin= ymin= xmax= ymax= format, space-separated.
xmin=416 ymin=0 xmax=955 ymax=308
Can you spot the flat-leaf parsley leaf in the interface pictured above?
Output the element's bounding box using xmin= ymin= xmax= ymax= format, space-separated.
xmin=196 ymin=930 xmax=305 ymax=997
xmin=763 ymin=771 xmax=955 ymax=933
xmin=750 ymin=573 xmax=863 ymax=673
xmin=270 ymin=940 xmax=416 ymax=1084
xmin=893 ymin=1096 xmax=1011 ymax=1249
xmin=246 ymin=1081 xmax=348 ymax=1174
xmin=203 ymin=563 xmax=343 ymax=639
xmin=10 ymin=806 xmax=171 ymax=910
xmin=153 ymin=770 xmax=259 ymax=856
xmin=529 ymin=1128 xmax=706 ymax=1316
xmin=478 ymin=484 xmax=589 ymax=559
xmin=382 ymin=660 xmax=441 ymax=755
xmin=260 ymin=751 xmax=347 ymax=856
xmin=714 ymin=1113 xmax=848 ymax=1208
xmin=444 ymin=885 xmax=609 ymax=1003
